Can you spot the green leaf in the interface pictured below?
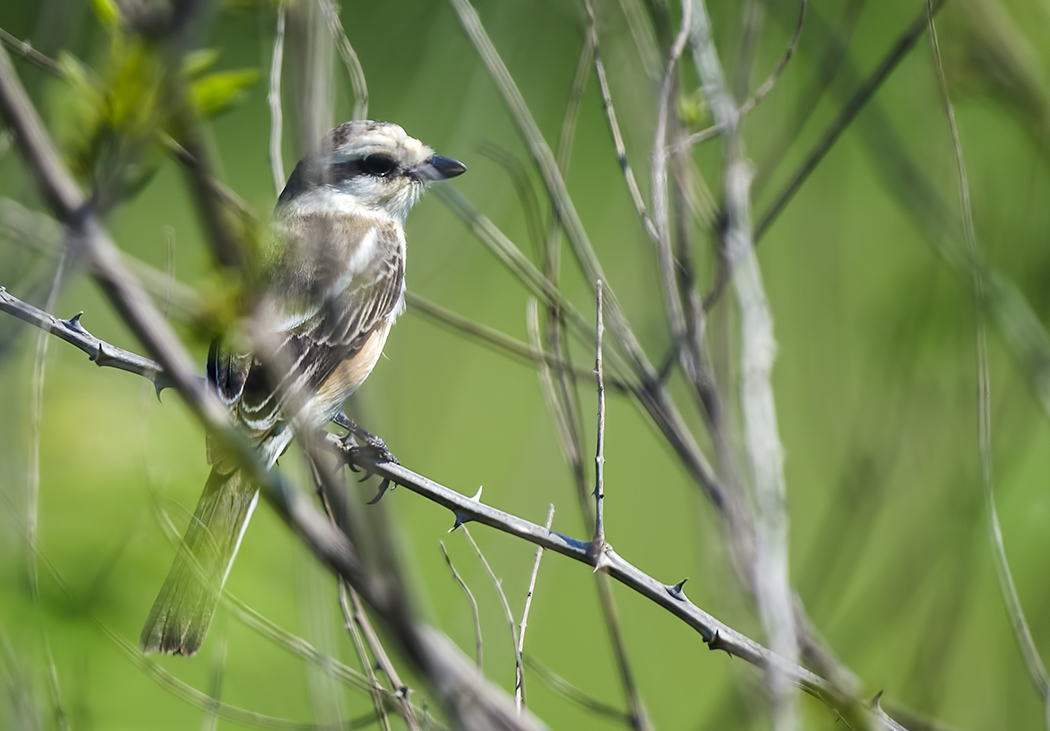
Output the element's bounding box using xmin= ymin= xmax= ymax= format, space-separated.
xmin=191 ymin=69 xmax=259 ymax=117
xmin=183 ymin=49 xmax=220 ymax=79
xmin=56 ymin=51 xmax=95 ymax=91
xmin=91 ymin=0 xmax=121 ymax=30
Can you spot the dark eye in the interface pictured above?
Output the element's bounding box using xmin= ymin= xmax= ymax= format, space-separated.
xmin=360 ymin=154 xmax=398 ymax=177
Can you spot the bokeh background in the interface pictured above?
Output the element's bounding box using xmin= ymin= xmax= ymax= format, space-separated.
xmin=3 ymin=0 xmax=1050 ymax=729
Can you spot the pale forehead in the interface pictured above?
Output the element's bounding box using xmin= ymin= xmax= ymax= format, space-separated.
xmin=326 ymin=121 xmax=432 ymax=163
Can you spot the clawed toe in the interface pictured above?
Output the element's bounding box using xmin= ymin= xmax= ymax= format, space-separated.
xmin=335 ymin=414 xmax=400 ymax=467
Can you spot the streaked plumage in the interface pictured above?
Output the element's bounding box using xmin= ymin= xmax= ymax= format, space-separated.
xmin=140 ymin=121 xmax=465 ymax=656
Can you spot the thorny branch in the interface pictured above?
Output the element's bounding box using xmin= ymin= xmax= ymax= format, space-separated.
xmin=0 ymin=285 xmax=908 ymax=730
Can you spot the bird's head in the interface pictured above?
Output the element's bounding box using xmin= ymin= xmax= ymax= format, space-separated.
xmin=277 ymin=121 xmax=466 ymax=223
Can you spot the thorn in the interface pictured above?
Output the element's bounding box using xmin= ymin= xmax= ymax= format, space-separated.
xmin=870 ymin=691 xmax=884 ymax=709
xmin=397 ymin=684 xmax=409 ymax=699
xmin=470 ymin=485 xmax=483 ymax=501
xmin=65 ymin=311 xmax=84 ymax=329
xmin=593 ymin=548 xmax=613 ymax=574
xmin=367 ymin=478 xmax=393 ymax=505
xmin=91 ymin=343 xmax=103 ymax=364
xmin=707 ymin=629 xmax=731 ymax=655
xmin=666 ymin=578 xmax=688 ymax=599
xmin=449 ymin=511 xmax=473 ymax=532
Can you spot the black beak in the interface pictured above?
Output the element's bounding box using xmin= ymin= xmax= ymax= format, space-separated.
xmin=425 ymin=155 xmax=467 ymax=180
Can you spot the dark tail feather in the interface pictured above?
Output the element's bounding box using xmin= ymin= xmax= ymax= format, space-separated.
xmin=140 ymin=468 xmax=258 ymax=656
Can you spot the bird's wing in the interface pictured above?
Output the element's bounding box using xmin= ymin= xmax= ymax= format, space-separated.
xmin=207 ymin=214 xmax=404 ymax=465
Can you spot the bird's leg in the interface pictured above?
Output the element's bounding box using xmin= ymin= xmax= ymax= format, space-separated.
xmin=332 ymin=412 xmax=399 ymax=467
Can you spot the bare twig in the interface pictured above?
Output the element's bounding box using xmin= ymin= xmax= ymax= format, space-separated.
xmin=268 ymin=5 xmax=287 ymax=196
xmin=460 ymin=525 xmax=525 ymax=711
xmin=434 ymin=186 xmax=602 ymax=359
xmin=530 ymin=294 xmax=652 ymax=731
xmin=202 ymin=627 xmax=227 ymax=731
xmin=585 ymin=0 xmax=658 ymax=244
xmin=686 ymin=2 xmax=798 ymax=730
xmin=591 ymin=281 xmax=607 ymax=561
xmin=524 ymin=656 xmax=631 ymax=726
xmin=344 ymin=584 xmax=394 ymax=731
xmin=311 ymin=456 xmax=394 ymax=731
xmin=0 ymin=198 xmax=201 ymax=320
xmin=927 ymin=5 xmax=1050 ymax=728
xmin=347 ymin=590 xmax=422 ymax=729
xmin=649 ymin=0 xmax=691 ymax=347
xmin=42 ymin=638 xmax=69 ymax=731
xmin=441 ymin=541 xmax=484 ymax=672
xmin=751 ymin=0 xmax=948 ymax=244
xmin=515 ymin=505 xmax=555 ymax=710
xmin=318 ymin=0 xmax=368 ymax=120
xmin=448 ymin=0 xmax=660 ymax=379
xmin=26 ymin=256 xmax=66 ymax=600
xmin=740 ymin=0 xmax=807 ymax=117
xmin=0 ymin=27 xmax=61 ymax=75
xmin=681 ymin=0 xmax=807 ymax=149
xmin=540 ymin=36 xmax=593 ymax=522
xmin=408 ymin=291 xmax=622 ymax=391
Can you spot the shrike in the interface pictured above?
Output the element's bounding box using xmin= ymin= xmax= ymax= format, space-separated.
xmin=140 ymin=120 xmax=466 ymax=656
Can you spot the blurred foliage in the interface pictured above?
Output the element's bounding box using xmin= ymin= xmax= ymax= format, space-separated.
xmin=2 ymin=0 xmax=1050 ymax=730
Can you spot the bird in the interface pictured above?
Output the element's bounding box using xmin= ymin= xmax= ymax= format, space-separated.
xmin=140 ymin=120 xmax=466 ymax=656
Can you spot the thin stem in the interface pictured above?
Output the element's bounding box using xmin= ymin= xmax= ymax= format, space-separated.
xmin=26 ymin=256 xmax=66 ymax=600
xmin=460 ymin=525 xmax=525 ymax=711
xmin=585 ymin=0 xmax=658 ymax=243
xmin=343 ymin=584 xmax=394 ymax=731
xmin=268 ymin=5 xmax=287 ymax=196
xmin=0 ymin=27 xmax=61 ymax=75
xmin=592 ymin=280 xmax=607 ymax=557
xmin=441 ymin=541 xmax=484 ymax=672
xmin=407 ymin=292 xmax=625 ymax=391
xmin=516 ymin=505 xmax=555 ymax=710
xmin=680 ymin=0 xmax=807 ymax=149
xmin=927 ymin=4 xmax=1050 ymax=726
xmin=752 ymin=0 xmax=947 ymax=244
xmin=347 ymin=589 xmax=421 ymax=730
xmin=524 ymin=656 xmax=631 ymax=726
xmin=649 ymin=0 xmax=691 ymax=344
xmin=318 ymin=0 xmax=368 ymax=120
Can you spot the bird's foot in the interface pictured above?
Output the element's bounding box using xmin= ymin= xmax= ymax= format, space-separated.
xmin=334 ymin=413 xmax=399 ymax=469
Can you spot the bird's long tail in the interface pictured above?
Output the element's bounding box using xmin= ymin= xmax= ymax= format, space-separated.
xmin=140 ymin=467 xmax=258 ymax=656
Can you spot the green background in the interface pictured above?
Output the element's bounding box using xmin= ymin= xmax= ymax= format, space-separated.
xmin=3 ymin=0 xmax=1050 ymax=729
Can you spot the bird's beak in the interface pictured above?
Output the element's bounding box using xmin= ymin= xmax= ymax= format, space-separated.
xmin=421 ymin=155 xmax=467 ymax=181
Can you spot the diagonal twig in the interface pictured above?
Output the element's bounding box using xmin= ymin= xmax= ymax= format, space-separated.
xmin=516 ymin=504 xmax=555 ymax=709
xmin=460 ymin=525 xmax=525 ymax=711
xmin=441 ymin=541 xmax=484 ymax=672
xmin=927 ymin=4 xmax=1050 ymax=728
